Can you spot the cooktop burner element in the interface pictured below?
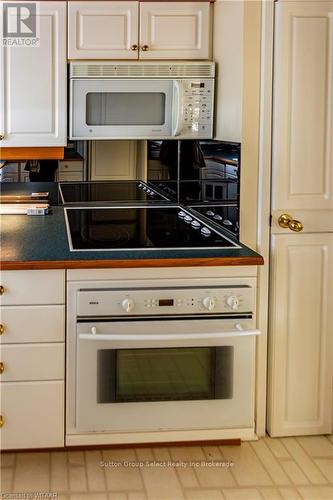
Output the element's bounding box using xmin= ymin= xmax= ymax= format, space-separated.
xmin=59 ymin=181 xmax=169 ymax=205
xmin=64 ymin=205 xmax=239 ymax=251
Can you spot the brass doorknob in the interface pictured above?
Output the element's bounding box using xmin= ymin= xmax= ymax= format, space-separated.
xmin=131 ymin=44 xmax=138 ymax=51
xmin=0 ymin=362 xmax=4 ymax=374
xmin=0 ymin=415 xmax=3 ymax=428
xmin=141 ymin=44 xmax=149 ymax=51
xmin=0 ymin=324 xmax=4 ymax=335
xmin=0 ymin=286 xmax=4 ymax=295
xmin=278 ymin=213 xmax=303 ymax=232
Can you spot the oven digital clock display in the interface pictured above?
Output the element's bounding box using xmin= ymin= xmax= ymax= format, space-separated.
xmin=159 ymin=299 xmax=174 ymax=306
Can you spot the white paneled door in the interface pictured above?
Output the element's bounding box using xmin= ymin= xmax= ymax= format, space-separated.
xmin=0 ymin=1 xmax=67 ymax=147
xmin=268 ymin=1 xmax=333 ymax=436
xmin=68 ymin=1 xmax=139 ymax=59
xmin=139 ymin=2 xmax=211 ymax=59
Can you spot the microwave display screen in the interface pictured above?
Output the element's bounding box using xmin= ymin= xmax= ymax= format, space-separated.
xmin=86 ymin=93 xmax=166 ymax=126
xmin=191 ymin=83 xmax=205 ymax=88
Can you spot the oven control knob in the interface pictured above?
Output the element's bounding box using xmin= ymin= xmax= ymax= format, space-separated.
xmin=202 ymin=296 xmax=216 ymax=311
xmin=121 ymin=298 xmax=135 ymax=313
xmin=227 ymin=296 xmax=240 ymax=310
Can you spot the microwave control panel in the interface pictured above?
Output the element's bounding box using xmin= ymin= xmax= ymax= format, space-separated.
xmin=181 ymin=79 xmax=214 ymax=137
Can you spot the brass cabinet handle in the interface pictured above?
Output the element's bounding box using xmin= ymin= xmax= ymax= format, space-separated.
xmin=0 ymin=134 xmax=4 ymax=140
xmin=0 ymin=362 xmax=4 ymax=374
xmin=0 ymin=286 xmax=4 ymax=295
xmin=0 ymin=415 xmax=3 ymax=428
xmin=0 ymin=324 xmax=4 ymax=335
xmin=278 ymin=213 xmax=303 ymax=232
xmin=131 ymin=44 xmax=138 ymax=51
xmin=141 ymin=44 xmax=149 ymax=51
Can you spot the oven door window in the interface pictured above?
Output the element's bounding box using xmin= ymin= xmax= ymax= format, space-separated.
xmin=86 ymin=92 xmax=166 ymax=126
xmin=97 ymin=346 xmax=233 ymax=403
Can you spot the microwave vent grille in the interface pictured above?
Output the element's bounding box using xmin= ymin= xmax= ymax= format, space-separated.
xmin=71 ymin=63 xmax=215 ymax=78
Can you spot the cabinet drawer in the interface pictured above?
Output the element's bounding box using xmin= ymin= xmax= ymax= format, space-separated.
xmin=1 ymin=344 xmax=64 ymax=382
xmin=0 ymin=381 xmax=64 ymax=449
xmin=58 ymin=160 xmax=83 ymax=172
xmin=0 ymin=305 xmax=64 ymax=343
xmin=0 ymin=270 xmax=65 ymax=305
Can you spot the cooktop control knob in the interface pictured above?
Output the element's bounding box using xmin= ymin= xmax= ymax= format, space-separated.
xmin=227 ymin=296 xmax=240 ymax=311
xmin=121 ymin=298 xmax=135 ymax=313
xmin=202 ymin=296 xmax=216 ymax=311
xmin=201 ymin=227 xmax=211 ymax=237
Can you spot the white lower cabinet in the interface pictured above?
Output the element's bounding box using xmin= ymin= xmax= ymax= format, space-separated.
xmin=268 ymin=234 xmax=333 ymax=436
xmin=0 ymin=382 xmax=64 ymax=449
xmin=1 ymin=344 xmax=64 ymax=382
xmin=0 ymin=270 xmax=65 ymax=449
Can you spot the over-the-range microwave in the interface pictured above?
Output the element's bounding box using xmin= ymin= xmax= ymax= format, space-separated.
xmin=69 ymin=61 xmax=215 ymax=140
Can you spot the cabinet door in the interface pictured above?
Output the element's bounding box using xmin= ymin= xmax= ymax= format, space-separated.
xmin=268 ymin=1 xmax=333 ymax=436
xmin=268 ymin=234 xmax=333 ymax=436
xmin=89 ymin=140 xmax=137 ymax=180
xmin=0 ymin=381 xmax=64 ymax=449
xmin=0 ymin=1 xmax=66 ymax=147
xmin=68 ymin=1 xmax=139 ymax=59
xmin=139 ymin=2 xmax=211 ymax=59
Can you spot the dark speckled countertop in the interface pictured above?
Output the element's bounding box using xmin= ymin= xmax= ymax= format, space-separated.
xmin=0 ymin=183 xmax=263 ymax=270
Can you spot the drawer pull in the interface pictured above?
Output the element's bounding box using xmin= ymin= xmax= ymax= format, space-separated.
xmin=141 ymin=44 xmax=149 ymax=51
xmin=0 ymin=362 xmax=4 ymax=374
xmin=0 ymin=286 xmax=4 ymax=295
xmin=0 ymin=324 xmax=4 ymax=335
xmin=0 ymin=415 xmax=3 ymax=428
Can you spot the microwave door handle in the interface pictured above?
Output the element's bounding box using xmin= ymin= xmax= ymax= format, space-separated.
xmin=79 ymin=328 xmax=261 ymax=342
xmin=172 ymin=81 xmax=183 ymax=137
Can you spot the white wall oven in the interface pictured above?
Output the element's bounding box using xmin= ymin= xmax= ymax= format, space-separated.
xmin=69 ymin=61 xmax=215 ymax=140
xmin=67 ymin=278 xmax=260 ymax=441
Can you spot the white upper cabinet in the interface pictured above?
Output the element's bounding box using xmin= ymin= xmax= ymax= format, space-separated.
xmin=139 ymin=2 xmax=211 ymax=59
xmin=68 ymin=1 xmax=139 ymax=59
xmin=68 ymin=1 xmax=211 ymax=60
xmin=0 ymin=1 xmax=67 ymax=147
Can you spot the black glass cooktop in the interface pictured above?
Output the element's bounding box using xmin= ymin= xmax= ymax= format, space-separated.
xmin=65 ymin=206 xmax=239 ymax=251
xmin=59 ymin=181 xmax=169 ymax=204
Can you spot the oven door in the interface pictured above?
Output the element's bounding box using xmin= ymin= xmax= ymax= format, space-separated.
xmin=70 ymin=79 xmax=173 ymax=139
xmin=75 ymin=318 xmax=260 ymax=432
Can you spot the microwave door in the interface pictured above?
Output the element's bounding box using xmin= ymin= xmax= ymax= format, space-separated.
xmin=71 ymin=79 xmax=173 ymax=139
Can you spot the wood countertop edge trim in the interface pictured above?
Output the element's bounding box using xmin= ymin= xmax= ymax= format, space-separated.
xmin=1 ymin=256 xmax=264 ymax=270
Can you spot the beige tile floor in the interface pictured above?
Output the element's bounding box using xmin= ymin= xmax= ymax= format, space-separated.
xmin=1 ymin=435 xmax=332 ymax=500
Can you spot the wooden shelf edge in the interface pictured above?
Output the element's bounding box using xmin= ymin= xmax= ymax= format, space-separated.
xmin=0 ymin=147 xmax=64 ymax=161
xmin=1 ymin=256 xmax=264 ymax=270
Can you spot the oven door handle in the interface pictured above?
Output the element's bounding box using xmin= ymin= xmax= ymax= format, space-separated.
xmin=79 ymin=329 xmax=261 ymax=342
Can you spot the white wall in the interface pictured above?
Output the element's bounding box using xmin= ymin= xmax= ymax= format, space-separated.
xmin=213 ymin=0 xmax=244 ymax=142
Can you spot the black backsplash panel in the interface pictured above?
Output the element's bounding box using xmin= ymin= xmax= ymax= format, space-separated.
xmin=147 ymin=140 xmax=240 ymax=237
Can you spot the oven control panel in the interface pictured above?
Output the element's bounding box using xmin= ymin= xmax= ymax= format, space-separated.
xmin=77 ymin=287 xmax=254 ymax=316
